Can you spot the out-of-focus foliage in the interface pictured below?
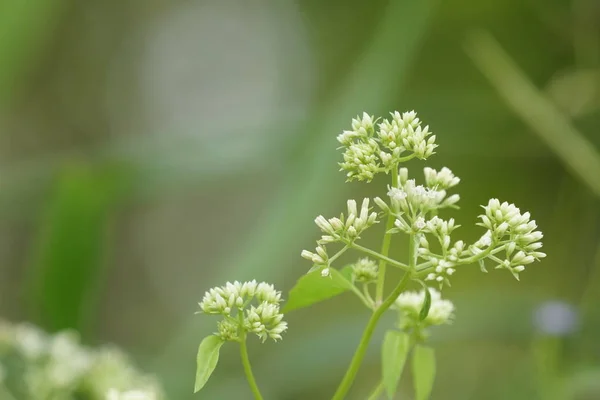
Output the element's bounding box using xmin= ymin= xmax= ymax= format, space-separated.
xmin=0 ymin=0 xmax=599 ymax=399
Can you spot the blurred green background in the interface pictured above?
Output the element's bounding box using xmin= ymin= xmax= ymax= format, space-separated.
xmin=1 ymin=0 xmax=599 ymax=398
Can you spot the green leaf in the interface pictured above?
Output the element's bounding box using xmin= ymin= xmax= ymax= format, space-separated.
xmin=27 ymin=163 xmax=131 ymax=336
xmin=414 ymin=280 xmax=431 ymax=321
xmin=419 ymin=287 xmax=432 ymax=321
xmin=194 ymin=335 xmax=225 ymax=393
xmin=382 ymin=330 xmax=410 ymax=399
xmin=412 ymin=345 xmax=436 ymax=400
xmin=283 ymin=266 xmax=354 ymax=313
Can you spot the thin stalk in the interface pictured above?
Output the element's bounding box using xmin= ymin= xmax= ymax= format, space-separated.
xmin=352 ymin=243 xmax=409 ymax=271
xmin=375 ymin=167 xmax=399 ymax=302
xmin=415 ymin=242 xmax=509 ymax=276
xmin=238 ymin=311 xmax=264 ymax=400
xmin=331 ymin=234 xmax=416 ymax=400
xmin=329 ymin=245 xmax=349 ymax=264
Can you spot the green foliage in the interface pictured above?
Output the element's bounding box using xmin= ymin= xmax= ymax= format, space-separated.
xmin=194 ymin=335 xmax=225 ymax=393
xmin=282 ymin=266 xmax=354 ymax=313
xmin=418 ymin=284 xmax=432 ymax=321
xmin=412 ymin=345 xmax=436 ymax=400
xmin=381 ymin=330 xmax=410 ymax=399
xmin=27 ymin=163 xmax=129 ymax=335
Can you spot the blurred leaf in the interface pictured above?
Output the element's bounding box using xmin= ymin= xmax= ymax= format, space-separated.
xmin=194 ymin=335 xmax=224 ymax=393
xmin=283 ymin=266 xmax=353 ymax=313
xmin=382 ymin=330 xmax=410 ymax=399
xmin=412 ymin=344 xmax=435 ymax=400
xmin=27 ymin=162 xmax=129 ymax=335
xmin=0 ymin=0 xmax=68 ymax=104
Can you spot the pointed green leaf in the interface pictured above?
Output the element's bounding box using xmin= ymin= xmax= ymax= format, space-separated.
xmin=194 ymin=335 xmax=225 ymax=393
xmin=419 ymin=287 xmax=432 ymax=321
xmin=412 ymin=344 xmax=436 ymax=400
xmin=382 ymin=330 xmax=410 ymax=399
xmin=283 ymin=266 xmax=354 ymax=313
xmin=415 ymin=280 xmax=431 ymax=321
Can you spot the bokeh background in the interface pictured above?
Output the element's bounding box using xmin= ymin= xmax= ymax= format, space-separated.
xmin=1 ymin=0 xmax=600 ymax=398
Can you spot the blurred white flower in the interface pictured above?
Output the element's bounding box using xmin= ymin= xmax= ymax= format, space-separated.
xmin=533 ymin=300 xmax=579 ymax=336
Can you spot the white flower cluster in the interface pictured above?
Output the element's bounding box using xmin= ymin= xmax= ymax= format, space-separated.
xmin=471 ymin=198 xmax=546 ymax=279
xmin=423 ymin=167 xmax=460 ymax=189
xmin=416 ymin=199 xmax=546 ymax=286
xmin=337 ymin=111 xmax=437 ymax=182
xmin=351 ymin=258 xmax=379 ymax=283
xmin=417 ymin=217 xmax=466 ymax=286
xmin=0 ymin=320 xmax=164 ymax=400
xmin=198 ymin=281 xmax=287 ymax=343
xmin=394 ymin=289 xmax=455 ymax=331
xmin=301 ymin=199 xmax=378 ymax=274
xmin=383 ymin=168 xmax=460 ymax=234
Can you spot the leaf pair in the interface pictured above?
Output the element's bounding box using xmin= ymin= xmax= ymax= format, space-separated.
xmin=381 ymin=331 xmax=436 ymax=400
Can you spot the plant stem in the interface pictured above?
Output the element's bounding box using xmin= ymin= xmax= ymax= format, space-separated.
xmin=414 ymin=241 xmax=510 ymax=276
xmin=239 ymin=333 xmax=264 ymax=400
xmin=366 ymin=381 xmax=384 ymax=400
xmin=375 ymin=167 xmax=399 ymax=303
xmin=352 ymin=243 xmax=409 ymax=271
xmin=331 ymin=235 xmax=415 ymax=400
xmin=330 ymin=245 xmax=349 ymax=264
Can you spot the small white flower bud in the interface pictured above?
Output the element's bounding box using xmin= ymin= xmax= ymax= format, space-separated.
xmin=315 ymin=215 xmax=333 ymax=233
xmin=496 ymin=222 xmax=509 ymax=236
xmin=374 ymin=197 xmax=389 ymax=212
xmin=321 ymin=268 xmax=330 ymax=277
xmin=345 ymin=214 xmax=356 ymax=228
xmin=347 ymin=199 xmax=358 ymax=217
xmin=399 ymin=168 xmax=409 ymax=185
xmin=360 ymin=198 xmax=370 ymax=221
xmin=328 ymin=217 xmax=344 ymax=231
xmin=315 ymin=246 xmax=327 ymax=259
xmin=442 ymin=235 xmax=451 ymax=250
xmin=506 ymin=241 xmax=516 ymax=257
xmin=347 ymin=226 xmax=358 ymax=238
xmin=368 ymin=212 xmax=378 ymax=224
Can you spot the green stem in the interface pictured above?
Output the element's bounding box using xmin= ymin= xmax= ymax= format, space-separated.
xmin=366 ymin=381 xmax=384 ymax=400
xmin=375 ymin=167 xmax=399 ymax=302
xmin=331 ymin=234 xmax=415 ymax=400
xmin=415 ymin=242 xmax=509 ymax=276
xmin=352 ymin=244 xmax=409 ymax=271
xmin=239 ymin=315 xmax=264 ymax=400
xmin=329 ymin=245 xmax=349 ymax=264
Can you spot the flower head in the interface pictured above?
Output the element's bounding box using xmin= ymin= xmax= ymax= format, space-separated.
xmin=351 ymin=258 xmax=378 ymax=283
xmin=198 ymin=281 xmax=287 ymax=343
xmin=338 ymin=111 xmax=436 ymax=182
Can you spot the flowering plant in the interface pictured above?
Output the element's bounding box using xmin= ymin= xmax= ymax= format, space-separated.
xmin=194 ymin=111 xmax=545 ymax=399
xmin=0 ymin=319 xmax=164 ymax=400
